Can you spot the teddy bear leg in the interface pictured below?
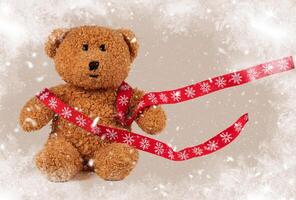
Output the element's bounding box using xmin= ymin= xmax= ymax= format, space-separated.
xmin=35 ymin=135 xmax=83 ymax=182
xmin=93 ymin=143 xmax=139 ymax=181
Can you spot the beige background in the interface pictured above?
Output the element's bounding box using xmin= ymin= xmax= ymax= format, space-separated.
xmin=0 ymin=0 xmax=296 ymax=199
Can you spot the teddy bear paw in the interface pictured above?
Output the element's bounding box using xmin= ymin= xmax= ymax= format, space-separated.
xmin=94 ymin=143 xmax=139 ymax=181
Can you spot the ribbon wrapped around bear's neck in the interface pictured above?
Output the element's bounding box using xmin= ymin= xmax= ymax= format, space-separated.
xmin=36 ymin=56 xmax=294 ymax=161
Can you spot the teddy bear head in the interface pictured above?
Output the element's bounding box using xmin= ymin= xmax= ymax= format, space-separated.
xmin=45 ymin=26 xmax=139 ymax=89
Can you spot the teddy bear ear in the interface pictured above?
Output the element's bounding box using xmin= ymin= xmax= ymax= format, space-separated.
xmin=44 ymin=28 xmax=69 ymax=58
xmin=118 ymin=29 xmax=139 ymax=62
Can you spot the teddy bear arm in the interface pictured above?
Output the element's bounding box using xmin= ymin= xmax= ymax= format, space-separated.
xmin=19 ymin=96 xmax=54 ymax=132
xmin=130 ymin=88 xmax=167 ymax=135
xmin=19 ymin=84 xmax=66 ymax=132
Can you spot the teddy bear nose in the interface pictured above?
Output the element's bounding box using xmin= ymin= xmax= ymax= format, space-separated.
xmin=88 ymin=61 xmax=100 ymax=71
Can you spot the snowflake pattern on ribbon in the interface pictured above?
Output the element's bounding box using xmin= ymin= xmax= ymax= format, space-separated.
xmin=215 ymin=77 xmax=227 ymax=88
xmin=35 ymin=56 xmax=294 ymax=161
xmin=185 ymin=87 xmax=196 ymax=98
xmin=140 ymin=138 xmax=150 ymax=150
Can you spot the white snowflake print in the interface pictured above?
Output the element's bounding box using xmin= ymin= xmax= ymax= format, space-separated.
xmin=229 ymin=72 xmax=242 ymax=84
xmin=120 ymin=84 xmax=131 ymax=91
xmin=215 ymin=77 xmax=226 ymax=88
xmin=154 ymin=142 xmax=164 ymax=155
xmin=278 ymin=59 xmax=289 ymax=70
xmin=137 ymin=101 xmax=145 ymax=109
xmin=140 ymin=138 xmax=150 ymax=150
xmin=262 ymin=64 xmax=273 ymax=74
xmin=247 ymin=68 xmax=258 ymax=80
xmin=39 ymin=92 xmax=49 ymax=100
xmin=178 ymin=150 xmax=189 ymax=160
xmin=200 ymin=82 xmax=211 ymax=93
xmin=123 ymin=133 xmax=134 ymax=145
xmin=171 ymin=91 xmax=181 ymax=102
xmin=159 ymin=93 xmax=168 ymax=103
xmin=61 ymin=107 xmax=72 ymax=119
xmin=76 ymin=115 xmax=87 ymax=127
xmin=91 ymin=126 xmax=101 ymax=134
xmin=206 ymin=140 xmax=219 ymax=151
xmin=168 ymin=149 xmax=174 ymax=160
xmin=106 ymin=129 xmax=118 ymax=140
xmin=48 ymin=97 xmax=58 ymax=109
xmin=234 ymin=122 xmax=243 ymax=132
xmin=118 ymin=95 xmax=129 ymax=106
xmin=192 ymin=147 xmax=203 ymax=156
xmin=148 ymin=93 xmax=158 ymax=104
xmin=185 ymin=87 xmax=196 ymax=98
xmin=117 ymin=111 xmax=125 ymax=119
xmin=220 ymin=132 xmax=232 ymax=143
xmin=36 ymin=88 xmax=46 ymax=96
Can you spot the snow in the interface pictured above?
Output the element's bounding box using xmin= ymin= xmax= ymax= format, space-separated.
xmin=0 ymin=0 xmax=296 ymax=199
xmin=24 ymin=118 xmax=37 ymax=127
xmin=130 ymin=37 xmax=137 ymax=43
xmin=87 ymin=159 xmax=94 ymax=167
xmin=91 ymin=117 xmax=100 ymax=127
xmin=26 ymin=61 xmax=34 ymax=69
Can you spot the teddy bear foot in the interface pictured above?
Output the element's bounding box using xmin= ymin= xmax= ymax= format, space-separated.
xmin=35 ymin=136 xmax=83 ymax=182
xmin=94 ymin=143 xmax=139 ymax=181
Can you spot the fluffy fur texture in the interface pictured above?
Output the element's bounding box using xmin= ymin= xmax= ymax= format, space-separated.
xmin=19 ymin=26 xmax=166 ymax=182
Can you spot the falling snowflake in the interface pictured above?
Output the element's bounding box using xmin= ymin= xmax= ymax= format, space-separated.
xmin=91 ymin=126 xmax=101 ymax=134
xmin=206 ymin=140 xmax=219 ymax=151
xmin=118 ymin=95 xmax=129 ymax=106
xmin=220 ymin=132 xmax=232 ymax=143
xmin=75 ymin=115 xmax=87 ymax=127
xmin=278 ymin=59 xmax=289 ymax=70
xmin=200 ymin=82 xmax=211 ymax=93
xmin=168 ymin=149 xmax=174 ymax=160
xmin=140 ymin=138 xmax=150 ymax=150
xmin=123 ymin=133 xmax=134 ymax=145
xmin=247 ymin=68 xmax=258 ymax=80
xmin=148 ymin=93 xmax=158 ymax=104
xmin=106 ymin=129 xmax=118 ymax=140
xmin=185 ymin=87 xmax=196 ymax=98
xmin=171 ymin=90 xmax=181 ymax=101
xmin=61 ymin=107 xmax=72 ymax=119
xmin=215 ymin=77 xmax=226 ymax=88
xmin=229 ymin=72 xmax=242 ymax=84
xmin=192 ymin=147 xmax=203 ymax=156
xmin=178 ymin=150 xmax=189 ymax=160
xmin=120 ymin=84 xmax=131 ymax=91
xmin=48 ymin=97 xmax=57 ymax=109
xmin=262 ymin=64 xmax=273 ymax=74
xmin=39 ymin=92 xmax=49 ymax=100
xmin=159 ymin=93 xmax=168 ymax=102
xmin=234 ymin=122 xmax=243 ymax=132
xmin=154 ymin=142 xmax=164 ymax=155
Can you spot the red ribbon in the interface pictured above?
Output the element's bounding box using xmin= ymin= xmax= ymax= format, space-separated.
xmin=36 ymin=56 xmax=294 ymax=161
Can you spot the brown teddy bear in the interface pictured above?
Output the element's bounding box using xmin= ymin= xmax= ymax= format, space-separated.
xmin=19 ymin=26 xmax=166 ymax=182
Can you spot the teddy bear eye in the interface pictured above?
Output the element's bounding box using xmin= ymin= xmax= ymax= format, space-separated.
xmin=99 ymin=44 xmax=106 ymax=52
xmin=82 ymin=43 xmax=88 ymax=51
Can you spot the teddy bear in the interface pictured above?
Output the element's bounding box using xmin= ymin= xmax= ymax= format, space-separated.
xmin=19 ymin=26 xmax=167 ymax=182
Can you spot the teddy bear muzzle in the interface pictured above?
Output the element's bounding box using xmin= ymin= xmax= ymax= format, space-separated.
xmin=88 ymin=60 xmax=100 ymax=78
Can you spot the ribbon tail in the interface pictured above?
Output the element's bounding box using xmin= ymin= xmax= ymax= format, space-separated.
xmin=165 ymin=113 xmax=249 ymax=161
